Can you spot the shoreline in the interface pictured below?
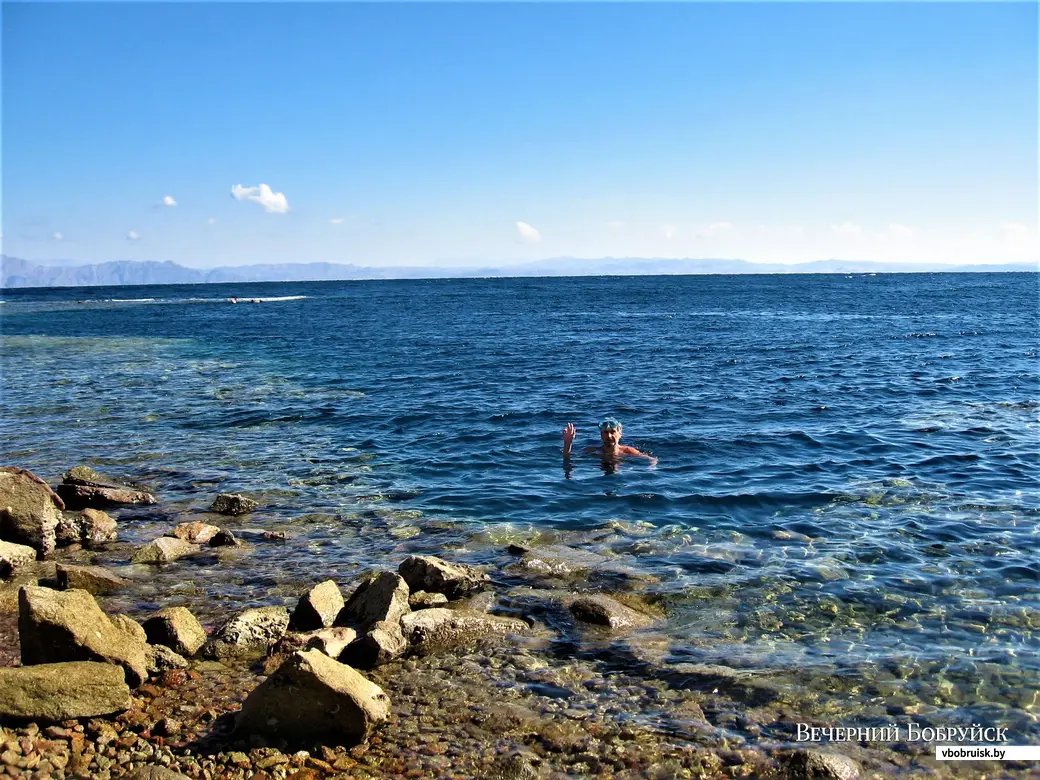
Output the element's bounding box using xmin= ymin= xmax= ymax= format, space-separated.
xmin=0 ymin=468 xmax=1027 ymax=778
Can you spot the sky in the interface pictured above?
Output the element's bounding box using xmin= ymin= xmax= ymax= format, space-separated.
xmin=2 ymin=1 xmax=1037 ymax=269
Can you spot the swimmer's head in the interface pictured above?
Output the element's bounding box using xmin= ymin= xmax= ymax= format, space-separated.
xmin=599 ymin=417 xmax=622 ymax=447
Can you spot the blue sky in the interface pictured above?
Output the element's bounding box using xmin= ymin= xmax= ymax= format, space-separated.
xmin=3 ymin=1 xmax=1037 ymax=268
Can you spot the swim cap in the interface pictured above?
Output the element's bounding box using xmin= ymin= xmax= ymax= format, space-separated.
xmin=599 ymin=417 xmax=622 ymax=431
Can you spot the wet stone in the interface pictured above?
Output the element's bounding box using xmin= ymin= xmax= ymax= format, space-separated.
xmin=131 ymin=537 xmax=200 ymax=565
xmin=204 ymin=606 xmax=290 ymax=659
xmin=55 ymin=563 xmax=127 ymax=595
xmin=569 ymin=594 xmax=659 ymax=631
xmin=167 ymin=521 xmax=221 ymax=544
xmin=780 ymin=749 xmax=861 ymax=780
xmin=209 ymin=494 xmax=259 ymax=516
xmin=398 ymin=555 xmax=490 ymax=599
xmin=408 ymin=590 xmax=449 ymax=610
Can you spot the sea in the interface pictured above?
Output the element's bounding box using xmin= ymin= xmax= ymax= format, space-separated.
xmin=1 ymin=271 xmax=1038 ymax=742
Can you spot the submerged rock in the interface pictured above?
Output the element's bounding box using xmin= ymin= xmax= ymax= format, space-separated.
xmin=56 ymin=468 xmax=156 ymax=510
xmin=339 ymin=571 xmax=410 ymax=629
xmin=398 ymin=555 xmax=490 ymax=599
xmin=236 ymin=648 xmax=390 ymax=746
xmin=569 ymin=594 xmax=658 ymax=631
xmin=55 ymin=563 xmax=126 ymax=595
xmin=506 ymin=545 xmax=608 ymax=579
xmin=400 ymin=608 xmax=528 ymax=653
xmin=131 ymin=536 xmax=200 ymax=565
xmin=18 ymin=586 xmax=149 ymax=686
xmin=290 ymin=579 xmax=345 ymax=631
xmin=0 ymin=540 xmax=37 ymax=579
xmin=341 ymin=620 xmax=408 ymax=668
xmin=204 ymin=606 xmax=290 ymax=659
xmin=210 ymin=493 xmax=259 ymax=516
xmin=780 ymin=749 xmax=861 ymax=780
xmin=0 ymin=661 xmax=131 ymax=721
xmin=143 ymin=606 xmax=207 ymax=657
xmin=168 ymin=520 xmax=221 ymax=544
xmin=0 ymin=466 xmax=64 ymax=555
xmin=208 ymin=528 xmax=241 ymax=547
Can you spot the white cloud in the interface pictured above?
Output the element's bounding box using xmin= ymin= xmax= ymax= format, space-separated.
xmin=162 ymin=195 xmax=177 ymax=207
xmin=831 ymin=221 xmax=863 ymax=239
xmin=661 ymin=224 xmax=677 ymax=240
xmin=52 ymin=232 xmax=64 ymax=241
xmin=330 ymin=217 xmax=345 ymax=225
xmin=1001 ymin=222 xmax=1033 ymax=245
xmin=516 ymin=221 xmax=541 ymax=244
xmin=702 ymin=221 xmax=733 ymax=237
xmin=207 ymin=217 xmax=217 ymax=225
xmin=126 ymin=230 xmax=140 ymax=241
xmin=231 ymin=183 xmax=290 ymax=214
xmin=886 ymin=223 xmax=914 ymax=239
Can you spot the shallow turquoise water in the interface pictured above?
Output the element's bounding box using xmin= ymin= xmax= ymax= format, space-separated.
xmin=1 ymin=272 xmax=1037 ymax=738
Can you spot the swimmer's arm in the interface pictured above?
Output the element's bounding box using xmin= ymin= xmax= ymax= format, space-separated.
xmin=562 ymin=423 xmax=577 ymax=458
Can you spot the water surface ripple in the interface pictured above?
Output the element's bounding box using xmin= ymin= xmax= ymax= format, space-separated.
xmin=2 ymin=272 xmax=1037 ymax=739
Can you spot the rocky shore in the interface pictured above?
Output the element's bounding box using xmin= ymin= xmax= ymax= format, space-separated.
xmin=0 ymin=466 xmax=1016 ymax=779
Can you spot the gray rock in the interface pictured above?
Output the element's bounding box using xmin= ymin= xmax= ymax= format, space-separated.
xmin=55 ymin=470 xmax=156 ymax=510
xmin=145 ymin=643 xmax=189 ymax=675
xmin=18 ymin=586 xmax=149 ymax=686
xmin=208 ymin=528 xmax=240 ymax=547
xmin=290 ymin=579 xmax=345 ymax=631
xmin=55 ymin=563 xmax=127 ymax=595
xmin=143 ymin=606 xmax=207 ymax=657
xmin=0 ymin=661 xmax=131 ymax=721
xmin=236 ymin=648 xmax=389 ymax=746
xmin=340 ymin=620 xmax=407 ymax=668
xmin=167 ymin=520 xmax=221 ymax=544
xmin=780 ymin=750 xmax=861 ymax=780
xmin=339 ymin=571 xmax=410 ymax=629
xmin=304 ymin=626 xmax=358 ymax=658
xmin=203 ymin=606 xmax=290 ymax=659
xmin=210 ymin=493 xmax=259 ymax=516
xmin=0 ymin=540 xmax=36 ymax=579
xmin=0 ymin=466 xmax=64 ymax=555
xmin=398 ymin=555 xmax=490 ymax=599
xmin=409 ymin=590 xmax=449 ymax=609
xmin=131 ymin=536 xmax=200 ymax=565
xmin=400 ymin=608 xmax=527 ymax=653
xmin=448 ymin=590 xmax=498 ymax=613
xmin=569 ymin=594 xmax=658 ymax=631
xmin=505 ymin=545 xmax=608 ymax=578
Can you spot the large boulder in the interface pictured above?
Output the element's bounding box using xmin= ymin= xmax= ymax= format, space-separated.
xmin=400 ymin=608 xmax=527 ymax=653
xmin=143 ymin=606 xmax=207 ymax=657
xmin=290 ymin=579 xmax=345 ymax=631
xmin=0 ymin=661 xmax=132 ymax=721
xmin=236 ymin=649 xmax=389 ymax=746
xmin=203 ymin=606 xmax=290 ymax=659
xmin=18 ymin=586 xmax=149 ymax=686
xmin=56 ymin=467 xmax=156 ymax=510
xmin=55 ymin=563 xmax=127 ymax=595
xmin=210 ymin=493 xmax=258 ymax=516
xmin=131 ymin=537 xmax=200 ymax=565
xmin=338 ymin=571 xmax=410 ymax=629
xmin=398 ymin=555 xmax=489 ymax=599
xmin=56 ymin=508 xmax=119 ymax=547
xmin=0 ymin=467 xmax=64 ymax=555
xmin=0 ymin=540 xmax=37 ymax=579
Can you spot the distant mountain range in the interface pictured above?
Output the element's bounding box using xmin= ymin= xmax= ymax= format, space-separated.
xmin=1 ymin=254 xmax=1034 ymax=288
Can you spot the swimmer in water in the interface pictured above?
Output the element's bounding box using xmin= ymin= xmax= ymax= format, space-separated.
xmin=562 ymin=417 xmax=657 ymax=472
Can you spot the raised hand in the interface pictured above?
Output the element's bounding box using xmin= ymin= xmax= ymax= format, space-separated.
xmin=562 ymin=422 xmax=576 ymax=456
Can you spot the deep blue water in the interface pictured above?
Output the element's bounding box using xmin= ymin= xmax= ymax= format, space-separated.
xmin=2 ymin=272 xmax=1038 ymax=735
